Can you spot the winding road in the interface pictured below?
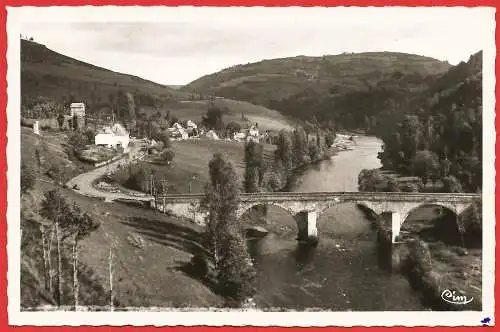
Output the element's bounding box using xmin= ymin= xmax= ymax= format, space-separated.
xmin=65 ymin=140 xmax=154 ymax=203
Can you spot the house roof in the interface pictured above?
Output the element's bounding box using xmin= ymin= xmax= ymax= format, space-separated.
xmin=111 ymin=123 xmax=129 ymax=136
xmin=70 ymin=102 xmax=85 ymax=108
xmin=97 ymin=123 xmax=129 ymax=136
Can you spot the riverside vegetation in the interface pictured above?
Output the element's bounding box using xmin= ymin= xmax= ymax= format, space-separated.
xmin=357 ymin=51 xmax=483 ymax=311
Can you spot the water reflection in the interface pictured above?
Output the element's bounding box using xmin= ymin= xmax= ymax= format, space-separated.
xmin=293 ymin=242 xmax=317 ymax=267
xmin=245 ymin=136 xmax=426 ymax=311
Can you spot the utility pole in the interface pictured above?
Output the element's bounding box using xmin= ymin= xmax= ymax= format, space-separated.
xmin=160 ymin=179 xmax=168 ymax=196
xmin=150 ymin=175 xmax=157 ymax=209
xmin=160 ymin=179 xmax=168 ymax=213
xmin=188 ymin=175 xmax=196 ymax=193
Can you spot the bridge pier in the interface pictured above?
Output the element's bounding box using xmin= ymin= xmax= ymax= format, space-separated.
xmin=296 ymin=210 xmax=319 ymax=245
xmin=390 ymin=211 xmax=404 ymax=243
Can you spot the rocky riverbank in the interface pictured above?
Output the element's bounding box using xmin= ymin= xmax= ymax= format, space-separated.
xmin=370 ymin=207 xmax=482 ymax=311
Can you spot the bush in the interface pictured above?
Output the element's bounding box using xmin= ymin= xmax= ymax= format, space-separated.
xmin=21 ymin=163 xmax=36 ymax=195
xmin=400 ymin=181 xmax=423 ymax=192
xmin=265 ymin=171 xmax=282 ymax=192
xmin=67 ymin=131 xmax=88 ymax=154
xmin=358 ymin=169 xmax=389 ymax=192
xmin=46 ymin=163 xmax=62 ymax=182
xmin=407 ymin=240 xmax=433 ymax=276
xmin=442 ymin=175 xmax=463 ymax=193
xmin=160 ymin=149 xmax=175 ymax=164
xmin=190 ymin=253 xmax=209 ymax=278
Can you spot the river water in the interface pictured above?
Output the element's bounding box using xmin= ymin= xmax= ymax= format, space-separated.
xmin=245 ymin=135 xmax=426 ymax=311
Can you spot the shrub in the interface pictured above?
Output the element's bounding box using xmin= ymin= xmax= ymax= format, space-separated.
xmin=160 ymin=149 xmax=175 ymax=164
xmin=46 ymin=163 xmax=62 ymax=182
xmin=400 ymin=181 xmax=423 ymax=192
xmin=407 ymin=240 xmax=433 ymax=276
xmin=190 ymin=253 xmax=209 ymax=278
xmin=21 ymin=163 xmax=36 ymax=195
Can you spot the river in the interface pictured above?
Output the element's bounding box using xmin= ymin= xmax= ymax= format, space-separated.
xmin=245 ymin=135 xmax=426 ymax=311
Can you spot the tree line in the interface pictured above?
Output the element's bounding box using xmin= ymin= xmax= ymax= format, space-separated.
xmin=376 ymin=62 xmax=482 ymax=194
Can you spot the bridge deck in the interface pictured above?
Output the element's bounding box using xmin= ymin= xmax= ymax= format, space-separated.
xmin=156 ymin=191 xmax=481 ymax=203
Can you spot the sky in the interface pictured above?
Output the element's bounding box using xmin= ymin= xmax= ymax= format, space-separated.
xmin=20 ymin=7 xmax=493 ymax=86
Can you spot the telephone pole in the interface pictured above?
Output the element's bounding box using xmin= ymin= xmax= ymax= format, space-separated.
xmin=160 ymin=179 xmax=168 ymax=195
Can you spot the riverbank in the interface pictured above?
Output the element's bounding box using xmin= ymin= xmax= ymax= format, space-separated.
xmin=396 ymin=239 xmax=482 ymax=311
xmin=360 ymin=170 xmax=483 ymax=311
xmin=280 ymin=146 xmax=339 ymax=192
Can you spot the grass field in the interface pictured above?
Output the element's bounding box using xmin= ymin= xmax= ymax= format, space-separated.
xmin=21 ymin=129 xmax=224 ymax=308
xmin=142 ymin=138 xmax=277 ymax=194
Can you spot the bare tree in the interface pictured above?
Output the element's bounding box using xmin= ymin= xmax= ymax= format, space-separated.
xmin=102 ymin=234 xmax=119 ymax=311
xmin=41 ymin=190 xmax=71 ymax=306
xmin=64 ymin=203 xmax=100 ymax=310
xmin=109 ymin=246 xmax=114 ymax=311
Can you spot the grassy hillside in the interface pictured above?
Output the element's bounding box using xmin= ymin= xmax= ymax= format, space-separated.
xmin=182 ymin=52 xmax=452 ymax=128
xmin=21 ymin=39 xmax=189 ymax=121
xmin=21 ymin=39 xmax=292 ymax=133
xmin=165 ymin=98 xmax=293 ymax=131
xmin=21 ymin=128 xmax=225 ymax=309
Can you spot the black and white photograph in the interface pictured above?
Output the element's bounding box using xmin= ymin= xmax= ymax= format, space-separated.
xmin=6 ymin=5 xmax=496 ymax=326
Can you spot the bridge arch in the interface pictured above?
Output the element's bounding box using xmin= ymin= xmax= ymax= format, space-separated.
xmin=399 ymin=203 xmax=466 ymax=245
xmin=236 ymin=202 xmax=298 ymax=220
xmin=237 ymin=202 xmax=318 ymax=242
xmin=315 ymin=201 xmax=379 ymax=236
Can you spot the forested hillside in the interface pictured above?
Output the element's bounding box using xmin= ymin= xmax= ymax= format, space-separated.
xmin=21 ymin=39 xmax=188 ymax=122
xmin=376 ymin=51 xmax=483 ymax=193
xmin=182 ymin=52 xmax=452 ymax=129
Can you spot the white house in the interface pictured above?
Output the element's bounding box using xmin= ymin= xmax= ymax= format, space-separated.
xmin=248 ymin=124 xmax=259 ymax=137
xmin=32 ymin=120 xmax=40 ymax=135
xmin=168 ymin=122 xmax=189 ymax=140
xmin=246 ymin=124 xmax=260 ymax=143
xmin=186 ymin=120 xmax=197 ymax=129
xmin=171 ymin=122 xmax=184 ymax=130
xmin=206 ymin=130 xmax=219 ymax=140
xmin=95 ymin=123 xmax=130 ymax=150
xmin=233 ymin=132 xmax=246 ymax=141
xmin=172 ymin=128 xmax=189 ymax=140
xmin=186 ymin=120 xmax=198 ymax=136
xmin=70 ymin=102 xmax=85 ymax=117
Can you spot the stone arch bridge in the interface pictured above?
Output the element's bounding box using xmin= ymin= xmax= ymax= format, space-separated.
xmin=154 ymin=192 xmax=480 ymax=243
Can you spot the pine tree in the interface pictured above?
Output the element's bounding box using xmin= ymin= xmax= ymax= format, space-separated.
xmin=274 ymin=130 xmax=293 ymax=172
xmin=244 ymin=141 xmax=265 ymax=193
xmin=203 ymin=153 xmax=256 ymax=305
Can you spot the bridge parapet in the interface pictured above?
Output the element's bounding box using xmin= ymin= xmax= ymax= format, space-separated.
xmin=157 ymin=192 xmax=480 ymax=204
xmin=155 ymin=191 xmax=481 ymax=243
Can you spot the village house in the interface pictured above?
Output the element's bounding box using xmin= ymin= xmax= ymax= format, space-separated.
xmin=94 ymin=123 xmax=130 ymax=150
xmin=205 ymin=130 xmax=219 ymax=140
xmin=246 ymin=123 xmax=260 ymax=143
xmin=186 ymin=120 xmax=198 ymax=136
xmin=70 ymin=102 xmax=85 ymax=117
xmin=168 ymin=122 xmax=189 ymax=140
xmin=233 ymin=132 xmax=246 ymax=142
